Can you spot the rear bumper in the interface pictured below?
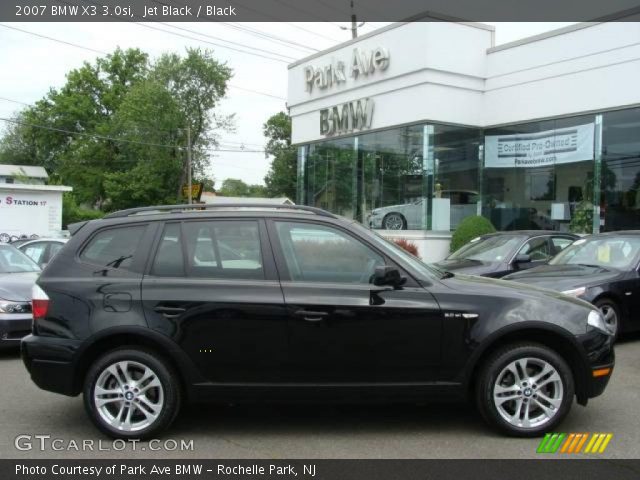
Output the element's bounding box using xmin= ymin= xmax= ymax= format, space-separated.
xmin=0 ymin=314 xmax=32 ymax=348
xmin=21 ymin=334 xmax=81 ymax=396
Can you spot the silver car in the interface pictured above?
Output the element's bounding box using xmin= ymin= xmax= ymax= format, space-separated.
xmin=0 ymin=244 xmax=40 ymax=349
xmin=18 ymin=238 xmax=68 ymax=269
xmin=368 ymin=190 xmax=479 ymax=230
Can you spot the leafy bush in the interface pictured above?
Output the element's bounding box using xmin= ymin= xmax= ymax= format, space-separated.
xmin=62 ymin=193 xmax=104 ymax=228
xmin=393 ymin=238 xmax=419 ymax=257
xmin=450 ymin=216 xmax=496 ymax=253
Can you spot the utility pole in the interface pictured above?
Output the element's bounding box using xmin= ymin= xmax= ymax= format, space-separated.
xmin=341 ymin=1 xmax=364 ymax=39
xmin=186 ymin=125 xmax=192 ymax=205
xmin=350 ymin=0 xmax=357 ymax=39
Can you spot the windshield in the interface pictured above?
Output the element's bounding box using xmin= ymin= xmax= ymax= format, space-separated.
xmin=550 ymin=236 xmax=640 ymax=270
xmin=0 ymin=245 xmax=41 ymax=273
xmin=350 ymin=222 xmax=440 ymax=279
xmin=449 ymin=235 xmax=523 ymax=262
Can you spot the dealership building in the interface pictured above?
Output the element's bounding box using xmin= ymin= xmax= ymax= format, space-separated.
xmin=287 ymin=20 xmax=640 ymax=260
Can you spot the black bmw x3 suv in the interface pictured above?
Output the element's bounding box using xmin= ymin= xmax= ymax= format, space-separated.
xmin=22 ymin=204 xmax=614 ymax=439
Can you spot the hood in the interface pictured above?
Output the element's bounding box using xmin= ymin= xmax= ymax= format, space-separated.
xmin=503 ymin=264 xmax=622 ymax=291
xmin=0 ymin=271 xmax=40 ymax=302
xmin=439 ymin=272 xmax=594 ymax=310
xmin=372 ymin=203 xmax=415 ymax=213
xmin=433 ymin=258 xmax=499 ymax=276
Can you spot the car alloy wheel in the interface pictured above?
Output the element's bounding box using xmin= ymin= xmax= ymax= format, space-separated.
xmin=597 ymin=303 xmax=618 ymax=337
xmin=383 ymin=213 xmax=405 ymax=230
xmin=85 ymin=349 xmax=181 ymax=439
xmin=493 ymin=357 xmax=563 ymax=430
xmin=94 ymin=360 xmax=164 ymax=432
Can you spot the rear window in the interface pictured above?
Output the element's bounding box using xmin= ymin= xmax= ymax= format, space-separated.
xmin=80 ymin=225 xmax=146 ymax=270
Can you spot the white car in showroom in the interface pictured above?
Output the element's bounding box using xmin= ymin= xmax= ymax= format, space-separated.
xmin=368 ymin=190 xmax=479 ymax=230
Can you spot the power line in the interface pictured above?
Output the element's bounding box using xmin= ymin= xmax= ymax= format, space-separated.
xmin=153 ymin=21 xmax=297 ymax=61
xmin=221 ymin=23 xmax=319 ymax=54
xmin=0 ymin=117 xmax=268 ymax=154
xmin=0 ymin=24 xmax=286 ymax=101
xmin=132 ymin=22 xmax=291 ymax=64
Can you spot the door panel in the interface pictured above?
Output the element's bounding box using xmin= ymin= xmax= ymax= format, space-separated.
xmin=141 ymin=219 xmax=288 ymax=382
xmin=269 ymin=220 xmax=442 ymax=383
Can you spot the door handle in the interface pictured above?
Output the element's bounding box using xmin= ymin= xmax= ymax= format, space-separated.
xmin=294 ymin=309 xmax=329 ymax=322
xmin=153 ymin=306 xmax=186 ymax=318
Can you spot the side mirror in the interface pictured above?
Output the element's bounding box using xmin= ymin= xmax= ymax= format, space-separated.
xmin=513 ymin=254 xmax=531 ymax=264
xmin=372 ymin=265 xmax=406 ymax=288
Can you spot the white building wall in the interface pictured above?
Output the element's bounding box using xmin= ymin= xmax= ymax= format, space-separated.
xmin=289 ymin=21 xmax=640 ymax=143
xmin=288 ymin=22 xmax=493 ymax=144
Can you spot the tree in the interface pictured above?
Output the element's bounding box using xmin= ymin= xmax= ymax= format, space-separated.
xmin=0 ymin=47 xmax=233 ymax=211
xmin=263 ymin=112 xmax=297 ymax=200
xmin=218 ymin=178 xmax=266 ymax=197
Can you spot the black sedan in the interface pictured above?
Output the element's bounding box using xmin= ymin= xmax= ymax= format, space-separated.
xmin=504 ymin=231 xmax=640 ymax=337
xmin=434 ymin=231 xmax=578 ymax=278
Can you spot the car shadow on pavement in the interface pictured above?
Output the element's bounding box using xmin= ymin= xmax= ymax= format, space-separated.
xmin=0 ymin=348 xmax=20 ymax=360
xmin=170 ymin=402 xmax=489 ymax=438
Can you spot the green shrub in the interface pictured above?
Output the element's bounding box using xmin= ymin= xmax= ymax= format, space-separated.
xmin=62 ymin=193 xmax=104 ymax=228
xmin=450 ymin=216 xmax=496 ymax=253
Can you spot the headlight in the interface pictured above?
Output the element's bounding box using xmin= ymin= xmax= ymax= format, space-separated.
xmin=562 ymin=286 xmax=586 ymax=298
xmin=0 ymin=300 xmax=31 ymax=314
xmin=588 ymin=310 xmax=612 ymax=335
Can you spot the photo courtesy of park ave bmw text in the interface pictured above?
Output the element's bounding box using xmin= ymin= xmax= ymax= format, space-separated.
xmin=0 ymin=1 xmax=639 ymax=479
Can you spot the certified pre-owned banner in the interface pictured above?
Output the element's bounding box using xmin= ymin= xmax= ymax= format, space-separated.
xmin=484 ymin=123 xmax=595 ymax=169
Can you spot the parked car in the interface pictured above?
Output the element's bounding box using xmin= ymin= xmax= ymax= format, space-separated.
xmin=0 ymin=244 xmax=40 ymax=349
xmin=504 ymin=231 xmax=640 ymax=337
xmin=434 ymin=231 xmax=579 ymax=278
xmin=22 ymin=204 xmax=614 ymax=439
xmin=18 ymin=238 xmax=68 ymax=269
xmin=368 ymin=190 xmax=478 ymax=230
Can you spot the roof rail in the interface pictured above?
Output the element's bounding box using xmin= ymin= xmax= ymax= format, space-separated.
xmin=103 ymin=203 xmax=337 ymax=219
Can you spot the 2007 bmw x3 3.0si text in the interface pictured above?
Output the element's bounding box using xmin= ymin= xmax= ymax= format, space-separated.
xmin=21 ymin=204 xmax=614 ymax=439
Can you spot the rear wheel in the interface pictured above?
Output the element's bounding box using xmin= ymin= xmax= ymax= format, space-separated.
xmin=594 ymin=298 xmax=620 ymax=339
xmin=84 ymin=348 xmax=181 ymax=439
xmin=476 ymin=343 xmax=574 ymax=437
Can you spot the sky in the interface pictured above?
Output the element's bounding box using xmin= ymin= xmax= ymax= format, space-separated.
xmin=0 ymin=21 xmax=573 ymax=187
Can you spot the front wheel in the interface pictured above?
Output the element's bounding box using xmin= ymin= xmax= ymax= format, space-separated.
xmin=476 ymin=343 xmax=574 ymax=437
xmin=594 ymin=298 xmax=620 ymax=339
xmin=84 ymin=348 xmax=181 ymax=439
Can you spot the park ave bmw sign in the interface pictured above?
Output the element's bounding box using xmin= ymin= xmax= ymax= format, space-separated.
xmin=306 ymin=47 xmax=389 ymax=137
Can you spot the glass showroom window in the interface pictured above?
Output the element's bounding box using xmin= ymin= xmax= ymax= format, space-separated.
xmin=432 ymin=125 xmax=482 ymax=230
xmin=601 ymin=107 xmax=640 ymax=232
xmin=359 ymin=125 xmax=426 ymax=230
xmin=302 ymin=137 xmax=356 ymax=219
xmin=483 ymin=114 xmax=595 ymax=232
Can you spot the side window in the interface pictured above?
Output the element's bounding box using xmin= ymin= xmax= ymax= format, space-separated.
xmin=47 ymin=242 xmax=64 ymax=260
xmin=80 ymin=225 xmax=146 ymax=270
xmin=275 ymin=222 xmax=384 ymax=284
xmin=151 ymin=223 xmax=184 ymax=276
xmin=180 ymin=220 xmax=263 ymax=280
xmin=551 ymin=237 xmax=574 ymax=254
xmin=22 ymin=242 xmax=47 ymax=264
xmin=518 ymin=237 xmax=551 ymax=261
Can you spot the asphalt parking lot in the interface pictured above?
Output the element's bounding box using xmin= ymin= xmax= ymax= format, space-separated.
xmin=0 ymin=336 xmax=638 ymax=460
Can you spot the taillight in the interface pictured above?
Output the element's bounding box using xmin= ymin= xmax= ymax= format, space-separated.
xmin=31 ymin=284 xmax=49 ymax=321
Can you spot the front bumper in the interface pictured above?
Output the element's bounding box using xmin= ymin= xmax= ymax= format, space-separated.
xmin=0 ymin=313 xmax=32 ymax=348
xmin=577 ymin=329 xmax=615 ymax=403
xmin=368 ymin=214 xmax=383 ymax=229
xmin=21 ymin=334 xmax=81 ymax=396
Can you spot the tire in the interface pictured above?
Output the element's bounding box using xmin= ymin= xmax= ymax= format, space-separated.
xmin=476 ymin=343 xmax=574 ymax=437
xmin=594 ymin=298 xmax=620 ymax=339
xmin=383 ymin=213 xmax=406 ymax=230
xmin=83 ymin=348 xmax=181 ymax=439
